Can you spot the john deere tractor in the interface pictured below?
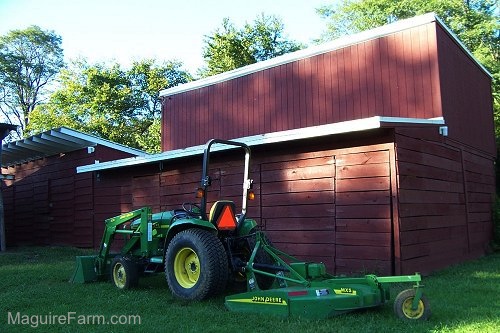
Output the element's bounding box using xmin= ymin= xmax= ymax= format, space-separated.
xmin=72 ymin=139 xmax=273 ymax=300
xmin=71 ymin=139 xmax=431 ymax=320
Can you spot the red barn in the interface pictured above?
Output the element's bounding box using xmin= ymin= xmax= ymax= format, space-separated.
xmin=1 ymin=127 xmax=145 ymax=247
xmin=3 ymin=13 xmax=495 ymax=275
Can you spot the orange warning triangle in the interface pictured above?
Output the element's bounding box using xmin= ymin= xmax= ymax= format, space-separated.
xmin=216 ymin=205 xmax=237 ymax=230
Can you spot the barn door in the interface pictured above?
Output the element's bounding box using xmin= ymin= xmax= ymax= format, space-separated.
xmin=48 ymin=176 xmax=75 ymax=245
xmin=259 ymin=155 xmax=336 ymax=269
xmin=33 ymin=179 xmax=50 ymax=245
xmin=334 ymin=150 xmax=393 ymax=275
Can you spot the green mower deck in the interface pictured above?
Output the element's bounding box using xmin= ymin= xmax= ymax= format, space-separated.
xmin=224 ymin=232 xmax=431 ymax=320
xmin=226 ymin=282 xmax=387 ymax=319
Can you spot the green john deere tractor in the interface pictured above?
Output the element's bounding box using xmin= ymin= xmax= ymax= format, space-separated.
xmin=71 ymin=139 xmax=431 ymax=320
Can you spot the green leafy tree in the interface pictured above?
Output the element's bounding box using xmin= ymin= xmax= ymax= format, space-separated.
xmin=134 ymin=117 xmax=161 ymax=153
xmin=200 ymin=13 xmax=304 ymax=76
xmin=316 ymin=0 xmax=500 ymax=135
xmin=0 ymin=25 xmax=64 ymax=139
xmin=27 ymin=59 xmax=191 ymax=152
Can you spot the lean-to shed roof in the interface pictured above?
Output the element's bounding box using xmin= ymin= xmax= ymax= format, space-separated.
xmin=1 ymin=127 xmax=146 ymax=167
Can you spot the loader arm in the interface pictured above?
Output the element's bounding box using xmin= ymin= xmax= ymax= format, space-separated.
xmin=95 ymin=207 xmax=152 ymax=277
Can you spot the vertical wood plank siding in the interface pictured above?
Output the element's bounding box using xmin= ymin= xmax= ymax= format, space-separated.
xmin=435 ymin=25 xmax=496 ymax=156
xmin=162 ymin=23 xmax=441 ymax=151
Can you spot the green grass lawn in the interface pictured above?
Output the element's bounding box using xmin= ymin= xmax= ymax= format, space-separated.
xmin=0 ymin=246 xmax=499 ymax=333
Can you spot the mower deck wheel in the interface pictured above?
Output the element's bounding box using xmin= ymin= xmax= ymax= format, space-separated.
xmin=394 ymin=289 xmax=431 ymax=320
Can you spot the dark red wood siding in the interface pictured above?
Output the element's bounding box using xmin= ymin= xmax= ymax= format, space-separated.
xmin=435 ymin=25 xmax=495 ymax=156
xmin=162 ymin=23 xmax=442 ymax=151
xmin=335 ymin=147 xmax=393 ymax=275
xmin=395 ymin=126 xmax=494 ymax=274
xmin=91 ymin=132 xmax=397 ymax=275
xmin=260 ymin=153 xmax=337 ymax=270
xmin=2 ymin=146 xmax=136 ymax=248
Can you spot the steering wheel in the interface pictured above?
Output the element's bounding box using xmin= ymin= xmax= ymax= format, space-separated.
xmin=182 ymin=202 xmax=201 ymax=216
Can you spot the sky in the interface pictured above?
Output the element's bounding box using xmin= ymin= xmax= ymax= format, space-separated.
xmin=0 ymin=0 xmax=331 ymax=74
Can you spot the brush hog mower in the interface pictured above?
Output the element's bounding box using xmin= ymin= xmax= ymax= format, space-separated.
xmin=225 ymin=232 xmax=430 ymax=320
xmin=71 ymin=139 xmax=430 ymax=320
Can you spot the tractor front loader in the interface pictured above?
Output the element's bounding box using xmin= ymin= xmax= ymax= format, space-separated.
xmin=71 ymin=139 xmax=431 ymax=320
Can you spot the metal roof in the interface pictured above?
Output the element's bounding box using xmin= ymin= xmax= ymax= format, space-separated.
xmin=159 ymin=12 xmax=490 ymax=98
xmin=76 ymin=116 xmax=446 ymax=174
xmin=1 ymin=127 xmax=147 ymax=167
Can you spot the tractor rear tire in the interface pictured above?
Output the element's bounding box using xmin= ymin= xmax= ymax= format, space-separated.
xmin=394 ymin=289 xmax=431 ymax=320
xmin=111 ymin=256 xmax=139 ymax=290
xmin=165 ymin=228 xmax=228 ymax=300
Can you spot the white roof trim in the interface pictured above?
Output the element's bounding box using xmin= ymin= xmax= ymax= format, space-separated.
xmin=76 ymin=116 xmax=445 ymax=173
xmin=2 ymin=127 xmax=147 ymax=167
xmin=160 ymin=12 xmax=489 ymax=98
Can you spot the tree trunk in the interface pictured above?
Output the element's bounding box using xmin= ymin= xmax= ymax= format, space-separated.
xmin=0 ymin=185 xmax=5 ymax=252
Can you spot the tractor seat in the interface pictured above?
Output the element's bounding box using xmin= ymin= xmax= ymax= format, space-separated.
xmin=209 ymin=200 xmax=237 ymax=231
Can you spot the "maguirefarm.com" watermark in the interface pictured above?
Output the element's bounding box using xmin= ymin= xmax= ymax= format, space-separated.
xmin=7 ymin=311 xmax=141 ymax=328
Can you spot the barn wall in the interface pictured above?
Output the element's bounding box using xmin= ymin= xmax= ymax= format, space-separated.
xmin=2 ymin=145 xmax=136 ymax=248
xmin=435 ymin=25 xmax=496 ymax=156
xmin=334 ymin=147 xmax=394 ymax=275
xmin=395 ymin=127 xmax=495 ymax=274
xmin=95 ymin=131 xmax=397 ymax=275
xmin=162 ymin=22 xmax=442 ymax=151
xmin=461 ymin=149 xmax=495 ymax=255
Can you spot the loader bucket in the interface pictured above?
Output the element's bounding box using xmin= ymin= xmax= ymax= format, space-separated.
xmin=70 ymin=256 xmax=98 ymax=283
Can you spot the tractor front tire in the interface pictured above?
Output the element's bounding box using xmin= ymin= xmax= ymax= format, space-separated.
xmin=394 ymin=289 xmax=431 ymax=320
xmin=111 ymin=256 xmax=139 ymax=290
xmin=165 ymin=229 xmax=228 ymax=300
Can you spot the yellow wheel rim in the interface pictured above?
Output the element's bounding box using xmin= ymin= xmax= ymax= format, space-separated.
xmin=113 ymin=262 xmax=126 ymax=289
xmin=174 ymin=247 xmax=200 ymax=288
xmin=402 ymin=297 xmax=425 ymax=319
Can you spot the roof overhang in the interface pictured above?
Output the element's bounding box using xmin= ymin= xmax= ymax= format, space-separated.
xmin=2 ymin=127 xmax=147 ymax=167
xmin=159 ymin=12 xmax=490 ymax=98
xmin=76 ymin=116 xmax=445 ymax=174
xmin=0 ymin=123 xmax=18 ymax=140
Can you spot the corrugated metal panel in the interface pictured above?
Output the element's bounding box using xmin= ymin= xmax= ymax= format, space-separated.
xmin=162 ymin=21 xmax=443 ymax=151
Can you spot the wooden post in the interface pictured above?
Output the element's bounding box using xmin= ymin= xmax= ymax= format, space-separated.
xmin=0 ymin=123 xmax=17 ymax=251
xmin=0 ymin=186 xmax=5 ymax=252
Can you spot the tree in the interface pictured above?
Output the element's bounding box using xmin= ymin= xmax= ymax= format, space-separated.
xmin=316 ymin=0 xmax=500 ymax=135
xmin=0 ymin=25 xmax=64 ymax=139
xmin=200 ymin=14 xmax=304 ymax=76
xmin=27 ymin=59 xmax=191 ymax=153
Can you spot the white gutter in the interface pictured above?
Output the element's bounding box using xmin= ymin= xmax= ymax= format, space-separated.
xmin=76 ymin=116 xmax=444 ymax=173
